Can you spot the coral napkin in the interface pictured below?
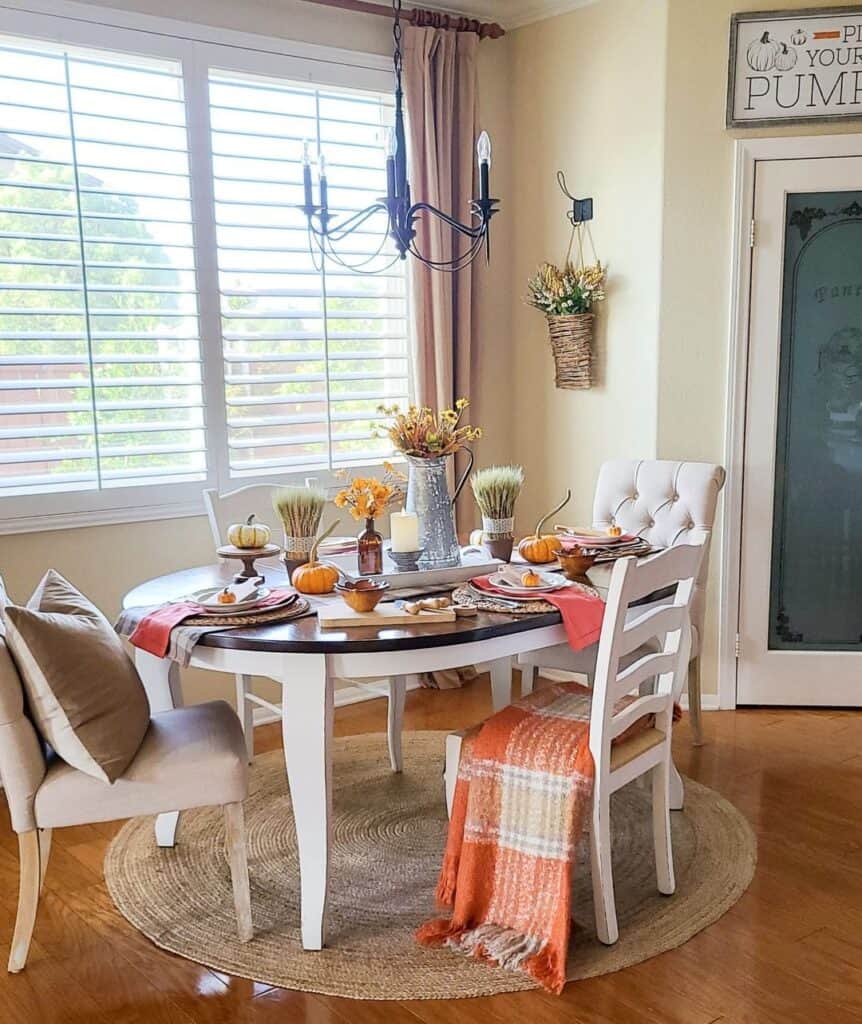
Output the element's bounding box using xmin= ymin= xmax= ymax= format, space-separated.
xmin=471 ymin=575 xmax=604 ymax=651
xmin=128 ymin=588 xmax=295 ymax=658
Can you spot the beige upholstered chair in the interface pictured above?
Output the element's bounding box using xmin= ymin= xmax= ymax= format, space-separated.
xmin=517 ymin=460 xmax=725 ymax=744
xmin=0 ymin=609 xmax=253 ymax=972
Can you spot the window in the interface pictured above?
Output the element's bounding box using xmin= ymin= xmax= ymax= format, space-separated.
xmin=0 ymin=40 xmax=205 ymax=498
xmin=0 ymin=9 xmax=410 ymax=530
xmin=209 ymin=71 xmax=409 ymax=477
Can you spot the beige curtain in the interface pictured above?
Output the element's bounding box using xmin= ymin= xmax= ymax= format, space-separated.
xmin=402 ymin=26 xmax=481 ymax=691
xmin=402 ymin=25 xmax=479 ymax=533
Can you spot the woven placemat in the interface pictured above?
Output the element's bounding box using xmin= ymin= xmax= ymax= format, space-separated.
xmin=452 ymin=579 xmax=598 ymax=616
xmin=183 ymin=595 xmax=311 ymax=627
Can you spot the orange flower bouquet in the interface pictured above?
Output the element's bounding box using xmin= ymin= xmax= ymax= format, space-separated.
xmin=334 ymin=463 xmax=406 ymax=576
xmin=333 ymin=462 xmax=406 ymax=522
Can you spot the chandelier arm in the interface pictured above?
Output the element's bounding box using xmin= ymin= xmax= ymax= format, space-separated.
xmin=407 ymin=230 xmax=485 ymax=272
xmin=321 ymin=201 xmax=390 ymax=240
xmin=322 ymin=219 xmax=398 ymax=270
xmin=408 ymin=201 xmax=489 ymax=239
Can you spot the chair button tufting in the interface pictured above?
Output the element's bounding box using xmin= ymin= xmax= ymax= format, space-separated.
xmin=632 ymin=492 xmax=639 ymax=501
xmin=647 ymin=518 xmax=655 ymax=527
xmin=671 ymin=493 xmax=679 ymax=502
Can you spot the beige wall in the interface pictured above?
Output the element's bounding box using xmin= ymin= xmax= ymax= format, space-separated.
xmin=507 ymin=0 xmax=668 ymax=530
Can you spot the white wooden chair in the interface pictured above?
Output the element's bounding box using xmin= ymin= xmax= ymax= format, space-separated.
xmin=446 ymin=539 xmax=704 ymax=946
xmin=203 ymin=485 xmax=407 ymax=770
xmin=0 ymin=612 xmax=252 ymax=972
xmin=517 ymin=460 xmax=725 ymax=744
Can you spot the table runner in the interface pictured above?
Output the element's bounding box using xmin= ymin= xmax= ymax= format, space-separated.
xmin=469 ymin=575 xmax=605 ymax=649
xmin=115 ymin=595 xmax=309 ymax=667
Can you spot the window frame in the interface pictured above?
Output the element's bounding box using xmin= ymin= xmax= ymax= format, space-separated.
xmin=0 ymin=0 xmax=408 ymax=535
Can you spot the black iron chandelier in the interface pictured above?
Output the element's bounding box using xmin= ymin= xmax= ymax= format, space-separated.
xmin=300 ymin=0 xmax=500 ymax=274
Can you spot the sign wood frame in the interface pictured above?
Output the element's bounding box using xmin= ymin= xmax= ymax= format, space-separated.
xmin=728 ymin=6 xmax=862 ymax=128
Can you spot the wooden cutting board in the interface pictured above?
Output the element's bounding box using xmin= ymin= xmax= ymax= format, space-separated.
xmin=317 ymin=600 xmax=456 ymax=628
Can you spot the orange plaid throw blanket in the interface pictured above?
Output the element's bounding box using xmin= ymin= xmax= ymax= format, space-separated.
xmin=417 ymin=681 xmax=677 ymax=994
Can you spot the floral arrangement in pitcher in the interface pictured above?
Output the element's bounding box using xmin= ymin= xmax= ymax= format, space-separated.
xmin=334 ymin=462 xmax=405 ymax=522
xmin=377 ymin=399 xmax=482 ymax=459
xmin=526 ymin=260 xmax=606 ymax=316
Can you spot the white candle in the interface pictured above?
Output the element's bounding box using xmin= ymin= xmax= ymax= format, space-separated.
xmin=390 ymin=510 xmax=419 ymax=552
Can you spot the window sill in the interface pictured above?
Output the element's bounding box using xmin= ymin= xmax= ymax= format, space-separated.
xmin=0 ymin=500 xmax=209 ymax=537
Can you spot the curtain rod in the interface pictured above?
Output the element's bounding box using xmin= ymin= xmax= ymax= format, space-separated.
xmin=299 ymin=0 xmax=506 ymax=38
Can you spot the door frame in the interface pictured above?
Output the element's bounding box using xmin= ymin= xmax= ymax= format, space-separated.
xmin=721 ymin=133 xmax=862 ymax=708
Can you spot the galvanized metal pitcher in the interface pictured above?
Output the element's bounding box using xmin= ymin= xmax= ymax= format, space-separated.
xmin=405 ymin=449 xmax=474 ymax=569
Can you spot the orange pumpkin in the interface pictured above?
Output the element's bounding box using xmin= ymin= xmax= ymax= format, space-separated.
xmin=520 ymin=569 xmax=542 ymax=588
xmin=292 ymin=522 xmax=340 ymax=595
xmin=517 ymin=489 xmax=572 ymax=564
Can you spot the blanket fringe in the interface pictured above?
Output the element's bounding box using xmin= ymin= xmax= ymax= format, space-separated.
xmin=416 ymin=919 xmax=565 ymax=994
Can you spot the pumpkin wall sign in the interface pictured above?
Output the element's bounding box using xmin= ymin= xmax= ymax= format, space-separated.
xmin=728 ymin=7 xmax=862 ymax=127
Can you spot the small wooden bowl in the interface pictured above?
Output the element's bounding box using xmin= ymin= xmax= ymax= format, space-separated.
xmin=556 ymin=547 xmax=596 ymax=580
xmin=335 ymin=580 xmax=389 ymax=613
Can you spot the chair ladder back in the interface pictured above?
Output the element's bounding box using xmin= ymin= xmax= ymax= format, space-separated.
xmin=203 ymin=484 xmax=285 ymax=548
xmin=589 ymin=540 xmax=705 ymax=767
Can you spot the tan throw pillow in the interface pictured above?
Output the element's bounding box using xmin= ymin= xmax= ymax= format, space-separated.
xmin=3 ymin=570 xmax=150 ymax=784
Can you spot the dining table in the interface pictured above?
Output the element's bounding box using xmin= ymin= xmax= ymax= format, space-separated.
xmin=122 ymin=559 xmax=685 ymax=952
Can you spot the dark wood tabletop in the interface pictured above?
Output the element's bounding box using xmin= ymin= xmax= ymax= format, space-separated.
xmin=122 ymin=563 xmax=566 ymax=654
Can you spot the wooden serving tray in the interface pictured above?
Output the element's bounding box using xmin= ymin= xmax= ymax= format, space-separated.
xmin=317 ymin=600 xmax=456 ymax=628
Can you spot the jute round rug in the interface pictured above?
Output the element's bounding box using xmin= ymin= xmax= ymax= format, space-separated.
xmin=105 ymin=731 xmax=756 ymax=999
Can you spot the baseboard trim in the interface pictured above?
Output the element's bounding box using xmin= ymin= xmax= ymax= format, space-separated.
xmin=251 ymin=677 xmax=423 ymax=727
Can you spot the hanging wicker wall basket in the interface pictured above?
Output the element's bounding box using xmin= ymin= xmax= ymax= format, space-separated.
xmin=547 ymin=313 xmax=594 ymax=390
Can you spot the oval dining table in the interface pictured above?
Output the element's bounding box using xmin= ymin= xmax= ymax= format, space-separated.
xmin=123 ymin=562 xmax=685 ymax=952
xmin=123 ymin=562 xmax=572 ymax=950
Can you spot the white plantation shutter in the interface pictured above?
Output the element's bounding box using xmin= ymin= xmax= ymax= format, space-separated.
xmin=0 ymin=36 xmax=205 ymax=498
xmin=209 ymin=70 xmax=410 ymax=478
xmin=0 ymin=13 xmax=413 ymax=526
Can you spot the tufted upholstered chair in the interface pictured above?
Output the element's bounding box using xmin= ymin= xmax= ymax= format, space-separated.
xmin=517 ymin=460 xmax=725 ymax=744
xmin=0 ymin=580 xmax=254 ymax=972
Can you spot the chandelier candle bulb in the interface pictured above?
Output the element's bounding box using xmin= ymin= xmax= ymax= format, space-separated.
xmin=302 ymin=140 xmax=313 ymax=209
xmin=385 ymin=128 xmax=397 ymax=197
xmin=390 ymin=510 xmax=419 ymax=553
xmin=318 ymin=152 xmax=328 ymax=210
xmin=477 ymin=131 xmax=491 ymax=202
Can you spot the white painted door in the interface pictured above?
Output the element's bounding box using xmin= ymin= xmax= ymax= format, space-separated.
xmin=738 ymin=155 xmax=862 ymax=705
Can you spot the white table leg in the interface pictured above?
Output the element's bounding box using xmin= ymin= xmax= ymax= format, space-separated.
xmin=387 ymin=676 xmax=408 ymax=773
xmin=670 ymin=763 xmax=685 ymax=811
xmin=490 ymin=657 xmax=513 ymax=712
xmin=281 ymin=653 xmax=333 ymax=951
xmin=135 ymin=650 xmax=182 ymax=847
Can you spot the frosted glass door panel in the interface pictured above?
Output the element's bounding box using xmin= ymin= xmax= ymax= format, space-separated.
xmin=769 ymin=192 xmax=862 ymax=650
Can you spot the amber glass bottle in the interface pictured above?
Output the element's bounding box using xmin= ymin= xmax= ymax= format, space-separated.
xmin=357 ymin=518 xmax=383 ymax=575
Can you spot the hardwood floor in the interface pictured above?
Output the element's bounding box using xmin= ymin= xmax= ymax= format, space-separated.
xmin=1 ymin=673 xmax=860 ymax=1023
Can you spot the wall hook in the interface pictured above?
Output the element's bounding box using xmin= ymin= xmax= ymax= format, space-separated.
xmin=556 ymin=170 xmax=593 ymax=225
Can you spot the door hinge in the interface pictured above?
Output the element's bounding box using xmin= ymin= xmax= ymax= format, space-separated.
xmin=734 ymin=632 xmax=742 ymax=659
xmin=748 ymin=219 xmax=756 ymax=248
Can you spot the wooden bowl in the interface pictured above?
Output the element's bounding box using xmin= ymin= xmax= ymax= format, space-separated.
xmin=556 ymin=547 xmax=596 ymax=580
xmin=335 ymin=580 xmax=389 ymax=613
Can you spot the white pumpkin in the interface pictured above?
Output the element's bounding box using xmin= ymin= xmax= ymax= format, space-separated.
xmin=469 ymin=528 xmax=485 ymax=546
xmin=790 ymin=28 xmax=807 ymax=46
xmin=746 ymin=31 xmax=778 ymax=72
xmin=227 ymin=514 xmax=272 ymax=549
xmin=774 ymin=42 xmax=797 ymax=72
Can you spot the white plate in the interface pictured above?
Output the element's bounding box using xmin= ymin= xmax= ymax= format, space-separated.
xmin=490 ymin=569 xmax=568 ymax=593
xmin=560 ymin=532 xmax=636 ymax=548
xmin=186 ymin=586 xmax=296 ymax=615
xmin=468 ymin=581 xmax=554 ymax=603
